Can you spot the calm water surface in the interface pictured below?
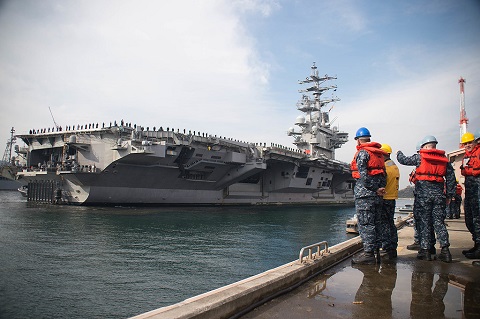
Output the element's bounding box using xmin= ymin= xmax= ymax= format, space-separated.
xmin=0 ymin=190 xmax=357 ymax=319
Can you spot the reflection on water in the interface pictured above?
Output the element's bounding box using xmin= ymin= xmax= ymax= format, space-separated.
xmin=352 ymin=263 xmax=397 ymax=318
xmin=464 ymin=282 xmax=480 ymax=318
xmin=319 ymin=262 xmax=467 ymax=319
xmin=410 ymin=272 xmax=448 ymax=318
xmin=0 ymin=191 xmax=355 ymax=319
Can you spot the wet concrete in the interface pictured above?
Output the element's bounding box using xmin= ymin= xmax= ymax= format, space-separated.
xmin=241 ymin=217 xmax=480 ymax=319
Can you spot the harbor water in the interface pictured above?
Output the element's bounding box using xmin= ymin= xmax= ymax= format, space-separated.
xmin=0 ymin=190 xmax=365 ymax=319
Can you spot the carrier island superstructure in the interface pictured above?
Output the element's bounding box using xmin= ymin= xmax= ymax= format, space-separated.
xmin=11 ymin=63 xmax=354 ymax=205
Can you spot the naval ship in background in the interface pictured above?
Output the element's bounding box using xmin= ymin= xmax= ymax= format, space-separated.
xmin=0 ymin=128 xmax=24 ymax=190
xmin=5 ymin=63 xmax=355 ymax=205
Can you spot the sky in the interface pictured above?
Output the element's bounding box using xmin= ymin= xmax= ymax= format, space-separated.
xmin=0 ymin=0 xmax=479 ymax=188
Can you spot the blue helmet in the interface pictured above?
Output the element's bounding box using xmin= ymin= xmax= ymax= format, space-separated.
xmin=416 ymin=141 xmax=422 ymax=151
xmin=354 ymin=127 xmax=371 ymax=140
xmin=420 ymin=135 xmax=438 ymax=148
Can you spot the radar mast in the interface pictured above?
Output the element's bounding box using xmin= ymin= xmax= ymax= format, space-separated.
xmin=288 ymin=63 xmax=348 ymax=159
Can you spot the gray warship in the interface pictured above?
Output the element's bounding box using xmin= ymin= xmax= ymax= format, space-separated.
xmin=0 ymin=127 xmax=24 ymax=190
xmin=10 ymin=63 xmax=354 ymax=205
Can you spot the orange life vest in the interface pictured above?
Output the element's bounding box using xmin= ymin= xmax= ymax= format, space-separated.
xmin=455 ymin=183 xmax=463 ymax=195
xmin=409 ymin=169 xmax=417 ymax=185
xmin=415 ymin=148 xmax=448 ymax=182
xmin=350 ymin=142 xmax=386 ymax=179
xmin=461 ymin=144 xmax=480 ymax=176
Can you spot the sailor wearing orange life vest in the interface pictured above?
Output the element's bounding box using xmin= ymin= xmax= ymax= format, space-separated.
xmin=447 ymin=182 xmax=463 ymax=219
xmin=405 ymin=141 xmax=436 ymax=254
xmin=460 ymin=131 xmax=480 ymax=260
xmin=397 ymin=135 xmax=455 ymax=263
xmin=350 ymin=127 xmax=387 ymax=265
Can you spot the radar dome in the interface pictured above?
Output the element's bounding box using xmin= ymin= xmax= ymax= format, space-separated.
xmin=295 ymin=116 xmax=305 ymax=124
xmin=287 ymin=127 xmax=295 ymax=135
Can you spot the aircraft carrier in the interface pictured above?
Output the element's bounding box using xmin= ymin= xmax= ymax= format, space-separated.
xmin=9 ymin=63 xmax=355 ymax=205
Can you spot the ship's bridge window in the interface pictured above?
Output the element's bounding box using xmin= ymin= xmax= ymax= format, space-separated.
xmin=211 ymin=155 xmax=221 ymax=159
xmin=306 ymin=177 xmax=313 ymax=186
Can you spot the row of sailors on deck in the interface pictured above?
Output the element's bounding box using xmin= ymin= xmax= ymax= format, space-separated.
xmin=28 ymin=120 xmax=138 ymax=134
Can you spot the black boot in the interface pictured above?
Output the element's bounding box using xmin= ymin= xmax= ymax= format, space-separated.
xmin=384 ymin=249 xmax=397 ymax=260
xmin=438 ymin=247 xmax=452 ymax=263
xmin=429 ymin=246 xmax=437 ymax=258
xmin=465 ymin=247 xmax=480 ymax=259
xmin=352 ymin=251 xmax=376 ymax=265
xmin=462 ymin=243 xmax=478 ymax=255
xmin=407 ymin=242 xmax=420 ymax=251
xmin=417 ymin=249 xmax=432 ymax=261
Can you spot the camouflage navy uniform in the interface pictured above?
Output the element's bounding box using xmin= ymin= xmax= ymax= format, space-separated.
xmin=447 ymin=184 xmax=462 ymax=219
xmin=408 ymin=172 xmax=435 ymax=251
xmin=463 ymin=174 xmax=480 ymax=247
xmin=397 ymin=152 xmax=455 ymax=252
xmin=460 ymin=142 xmax=480 ymax=259
xmin=354 ymin=150 xmax=386 ymax=254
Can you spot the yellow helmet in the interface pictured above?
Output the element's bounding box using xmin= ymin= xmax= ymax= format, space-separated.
xmin=380 ymin=143 xmax=392 ymax=154
xmin=461 ymin=132 xmax=475 ymax=144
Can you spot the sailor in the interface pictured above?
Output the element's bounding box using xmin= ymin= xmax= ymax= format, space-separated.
xmin=350 ymin=127 xmax=386 ymax=265
xmin=397 ymin=135 xmax=455 ymax=262
xmin=379 ymin=143 xmax=400 ymax=259
xmin=460 ymin=132 xmax=480 ymax=260
xmin=404 ymin=141 xmax=435 ymax=255
xmin=447 ymin=181 xmax=463 ymax=219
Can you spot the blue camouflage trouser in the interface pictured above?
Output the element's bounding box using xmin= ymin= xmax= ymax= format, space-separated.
xmin=413 ymin=195 xmax=420 ymax=244
xmin=448 ymin=194 xmax=462 ymax=218
xmin=381 ymin=199 xmax=397 ymax=250
xmin=464 ymin=176 xmax=480 ymax=245
xmin=413 ymin=195 xmax=435 ymax=246
xmin=355 ymin=196 xmax=382 ymax=253
xmin=416 ymin=194 xmax=449 ymax=249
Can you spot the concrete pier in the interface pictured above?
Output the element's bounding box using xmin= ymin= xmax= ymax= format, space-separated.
xmin=130 ymin=217 xmax=480 ymax=319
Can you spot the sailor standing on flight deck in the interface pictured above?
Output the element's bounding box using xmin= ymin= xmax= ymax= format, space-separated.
xmin=350 ymin=127 xmax=387 ymax=265
xmin=397 ymin=135 xmax=455 ymax=263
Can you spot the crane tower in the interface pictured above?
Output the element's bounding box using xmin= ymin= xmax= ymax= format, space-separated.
xmin=459 ymin=77 xmax=468 ymax=140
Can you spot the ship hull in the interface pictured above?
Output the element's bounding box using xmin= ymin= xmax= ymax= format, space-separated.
xmin=17 ymin=155 xmax=354 ymax=206
xmin=0 ymin=178 xmax=22 ymax=191
xmin=83 ymin=186 xmax=353 ymax=206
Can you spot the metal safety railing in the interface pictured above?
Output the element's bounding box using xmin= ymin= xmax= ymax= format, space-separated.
xmin=298 ymin=241 xmax=329 ymax=263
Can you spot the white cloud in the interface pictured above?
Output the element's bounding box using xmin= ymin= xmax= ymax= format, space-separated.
xmin=0 ymin=0 xmax=279 ymax=146
xmin=232 ymin=0 xmax=281 ymax=17
xmin=333 ymin=50 xmax=480 ymax=188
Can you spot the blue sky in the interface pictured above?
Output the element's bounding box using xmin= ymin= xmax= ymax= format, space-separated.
xmin=1 ymin=0 xmax=479 ymax=188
